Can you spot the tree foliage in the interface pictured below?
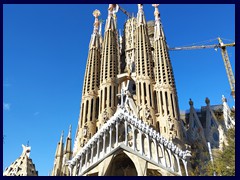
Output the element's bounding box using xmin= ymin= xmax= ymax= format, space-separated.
xmin=188 ymin=142 xmax=209 ymax=176
xmin=205 ymin=127 xmax=235 ymax=176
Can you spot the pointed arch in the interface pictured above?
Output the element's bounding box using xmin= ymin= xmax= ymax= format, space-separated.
xmin=104 ymin=152 xmax=137 ymax=176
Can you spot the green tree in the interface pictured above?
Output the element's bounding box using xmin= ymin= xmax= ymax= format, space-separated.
xmin=188 ymin=142 xmax=209 ymax=176
xmin=205 ymin=128 xmax=235 ymax=176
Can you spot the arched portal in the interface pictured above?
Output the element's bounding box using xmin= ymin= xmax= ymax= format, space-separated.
xmin=104 ymin=153 xmax=138 ymax=176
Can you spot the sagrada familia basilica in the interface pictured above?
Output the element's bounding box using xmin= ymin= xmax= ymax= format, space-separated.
xmin=3 ymin=4 xmax=235 ymax=176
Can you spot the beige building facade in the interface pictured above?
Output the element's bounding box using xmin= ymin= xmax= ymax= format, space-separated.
xmin=49 ymin=4 xmax=235 ymax=176
xmin=3 ymin=4 xmax=235 ymax=176
xmin=3 ymin=145 xmax=38 ymax=176
xmin=66 ymin=4 xmax=191 ymax=176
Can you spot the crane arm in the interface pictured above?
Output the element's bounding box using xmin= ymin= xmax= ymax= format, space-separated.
xmin=168 ymin=44 xmax=220 ymax=51
xmin=168 ymin=38 xmax=235 ymax=101
xmin=118 ymin=5 xmax=132 ymax=18
xmin=218 ymin=38 xmax=235 ymax=100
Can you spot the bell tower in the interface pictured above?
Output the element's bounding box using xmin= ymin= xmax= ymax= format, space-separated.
xmin=98 ymin=4 xmax=119 ymax=127
xmin=135 ymin=4 xmax=156 ymax=126
xmin=152 ymin=4 xmax=185 ymax=145
xmin=73 ymin=9 xmax=102 ymax=155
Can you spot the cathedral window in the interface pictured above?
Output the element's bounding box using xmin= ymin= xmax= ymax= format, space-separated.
xmin=165 ymin=92 xmax=169 ymax=115
xmin=149 ymin=84 xmax=152 ymax=107
xmin=160 ymin=91 xmax=164 ymax=115
xmin=171 ymin=94 xmax=175 ymax=118
xmin=96 ymin=97 xmax=99 ymax=119
xmin=104 ymin=87 xmax=107 ymax=108
xmin=109 ymin=86 xmax=112 ymax=107
xmin=90 ymin=99 xmax=93 ymax=121
xmin=143 ymin=83 xmax=147 ymax=97
xmin=100 ymin=90 xmax=102 ymax=112
xmin=85 ymin=100 xmax=89 ymax=123
xmin=139 ymin=83 xmax=141 ymax=104
xmin=156 ymin=121 xmax=160 ymax=132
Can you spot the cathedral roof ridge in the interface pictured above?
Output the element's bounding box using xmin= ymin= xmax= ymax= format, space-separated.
xmin=70 ymin=106 xmax=191 ymax=168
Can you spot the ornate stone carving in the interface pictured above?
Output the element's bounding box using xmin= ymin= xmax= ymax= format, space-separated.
xmin=144 ymin=105 xmax=151 ymax=119
xmin=83 ymin=126 xmax=88 ymax=138
xmin=102 ymin=109 xmax=108 ymax=123
xmin=183 ymin=150 xmax=192 ymax=159
xmin=69 ymin=107 xmax=191 ymax=175
xmin=168 ymin=115 xmax=174 ymax=131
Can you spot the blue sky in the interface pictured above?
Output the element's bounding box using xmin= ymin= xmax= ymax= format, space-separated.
xmin=3 ymin=4 xmax=235 ymax=176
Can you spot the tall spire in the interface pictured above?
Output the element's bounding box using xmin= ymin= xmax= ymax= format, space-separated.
xmin=62 ymin=125 xmax=72 ymax=176
xmin=152 ymin=4 xmax=184 ymax=145
xmin=90 ymin=9 xmax=101 ymax=48
xmin=51 ymin=131 xmax=64 ymax=176
xmin=73 ymin=9 xmax=102 ymax=156
xmin=98 ymin=3 xmax=119 ymax=127
xmin=135 ymin=4 xmax=155 ymax=125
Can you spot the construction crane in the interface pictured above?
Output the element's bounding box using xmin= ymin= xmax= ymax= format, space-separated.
xmin=112 ymin=4 xmax=132 ymax=18
xmin=118 ymin=5 xmax=132 ymax=18
xmin=168 ymin=37 xmax=235 ymax=101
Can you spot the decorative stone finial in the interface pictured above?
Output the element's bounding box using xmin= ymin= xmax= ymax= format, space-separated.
xmin=93 ymin=9 xmax=100 ymax=18
xmin=138 ymin=4 xmax=143 ymax=12
xmin=60 ymin=130 xmax=64 ymax=142
xmin=152 ymin=4 xmax=160 ymax=19
xmin=68 ymin=124 xmax=72 ymax=138
xmin=189 ymin=98 xmax=193 ymax=106
xmin=205 ymin=97 xmax=210 ymax=105
xmin=22 ymin=144 xmax=31 ymax=158
xmin=93 ymin=9 xmax=100 ymax=33
xmin=108 ymin=4 xmax=114 ymax=14
xmin=137 ymin=4 xmax=146 ymax=25
xmin=222 ymin=95 xmax=227 ymax=103
xmin=152 ymin=4 xmax=159 ymax=8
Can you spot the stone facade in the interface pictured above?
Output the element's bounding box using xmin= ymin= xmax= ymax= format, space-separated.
xmin=66 ymin=4 xmax=191 ymax=176
xmin=3 ymin=145 xmax=38 ymax=176
xmin=50 ymin=4 xmax=235 ymax=176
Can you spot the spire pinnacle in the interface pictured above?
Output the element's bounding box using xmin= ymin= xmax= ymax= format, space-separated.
xmin=22 ymin=144 xmax=31 ymax=158
xmin=205 ymin=97 xmax=210 ymax=105
xmin=189 ymin=98 xmax=194 ymax=106
xmin=137 ymin=4 xmax=146 ymax=25
xmin=119 ymin=29 xmax=122 ymax=39
xmin=99 ymin=19 xmax=103 ymax=36
xmin=138 ymin=4 xmax=143 ymax=13
xmin=105 ymin=4 xmax=117 ymax=31
xmin=152 ymin=4 xmax=160 ymax=21
xmin=222 ymin=95 xmax=227 ymax=103
xmin=93 ymin=9 xmax=101 ymax=34
xmin=68 ymin=124 xmax=72 ymax=138
xmin=108 ymin=4 xmax=114 ymax=16
xmin=60 ymin=130 xmax=64 ymax=142
xmin=152 ymin=4 xmax=165 ymax=39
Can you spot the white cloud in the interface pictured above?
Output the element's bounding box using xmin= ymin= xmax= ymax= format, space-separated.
xmin=3 ymin=103 xmax=11 ymax=111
